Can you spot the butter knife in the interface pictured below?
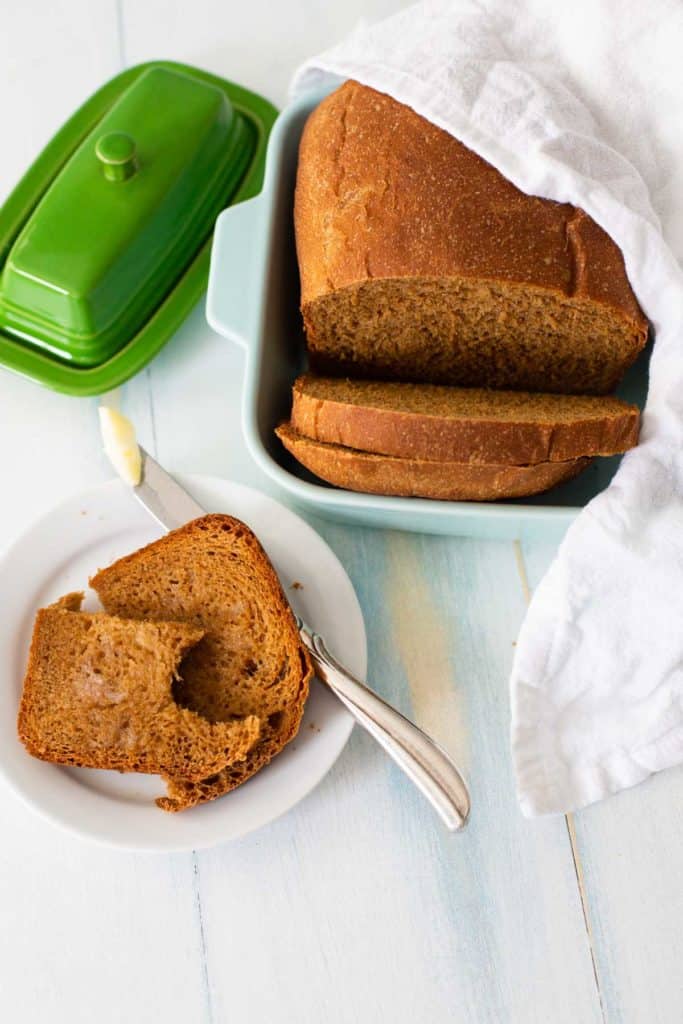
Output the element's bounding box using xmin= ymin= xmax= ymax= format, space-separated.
xmin=133 ymin=446 xmax=471 ymax=830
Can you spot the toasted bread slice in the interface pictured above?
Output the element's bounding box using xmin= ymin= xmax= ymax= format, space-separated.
xmin=90 ymin=515 xmax=312 ymax=812
xmin=291 ymin=375 xmax=640 ymax=464
xmin=18 ymin=594 xmax=260 ymax=781
xmin=276 ymin=422 xmax=590 ymax=500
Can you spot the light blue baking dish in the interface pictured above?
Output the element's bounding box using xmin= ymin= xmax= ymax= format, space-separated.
xmin=207 ymin=86 xmax=649 ymax=541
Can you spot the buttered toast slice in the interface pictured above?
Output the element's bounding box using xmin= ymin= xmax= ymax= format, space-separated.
xmin=90 ymin=515 xmax=312 ymax=812
xmin=18 ymin=594 xmax=260 ymax=781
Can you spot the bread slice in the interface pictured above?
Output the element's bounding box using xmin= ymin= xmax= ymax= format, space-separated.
xmin=276 ymin=423 xmax=590 ymax=501
xmin=18 ymin=594 xmax=260 ymax=781
xmin=295 ymin=81 xmax=648 ymax=394
xmin=90 ymin=515 xmax=312 ymax=813
xmin=291 ymin=375 xmax=640 ymax=464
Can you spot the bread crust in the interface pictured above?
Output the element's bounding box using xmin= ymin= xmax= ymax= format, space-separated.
xmin=277 ymin=422 xmax=590 ymax=501
xmin=294 ymin=81 xmax=648 ymax=393
xmin=297 ymin=80 xmax=646 ymax=325
xmin=291 ymin=375 xmax=640 ymax=464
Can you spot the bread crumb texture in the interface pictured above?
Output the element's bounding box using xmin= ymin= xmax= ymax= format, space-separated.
xmin=90 ymin=515 xmax=312 ymax=812
xmin=18 ymin=592 xmax=261 ymax=783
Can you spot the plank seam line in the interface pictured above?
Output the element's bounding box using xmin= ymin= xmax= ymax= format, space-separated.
xmin=513 ymin=540 xmax=532 ymax=606
xmin=146 ymin=366 xmax=159 ymax=457
xmin=115 ymin=0 xmax=127 ymax=68
xmin=193 ymin=854 xmax=215 ymax=1024
xmin=565 ymin=814 xmax=607 ymax=1024
xmin=513 ymin=540 xmax=607 ymax=1024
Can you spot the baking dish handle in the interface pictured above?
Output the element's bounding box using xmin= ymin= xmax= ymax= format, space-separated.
xmin=206 ymin=196 xmax=265 ymax=349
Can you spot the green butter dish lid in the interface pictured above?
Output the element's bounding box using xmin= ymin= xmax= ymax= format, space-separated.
xmin=0 ymin=61 xmax=277 ymax=392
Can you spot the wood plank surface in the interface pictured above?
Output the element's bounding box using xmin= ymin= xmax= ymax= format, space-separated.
xmin=522 ymin=539 xmax=683 ymax=1024
xmin=181 ymin=523 xmax=602 ymax=1024
xmin=0 ymin=1 xmax=679 ymax=1021
xmin=0 ymin=8 xmax=210 ymax=1024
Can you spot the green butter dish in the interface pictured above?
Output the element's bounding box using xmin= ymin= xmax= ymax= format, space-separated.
xmin=0 ymin=61 xmax=277 ymax=395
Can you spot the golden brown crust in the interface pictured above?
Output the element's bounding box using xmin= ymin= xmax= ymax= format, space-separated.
xmin=291 ymin=375 xmax=640 ymax=464
xmin=294 ymin=81 xmax=648 ymax=393
xmin=90 ymin=514 xmax=312 ymax=812
xmin=276 ymin=422 xmax=590 ymax=501
xmin=296 ymin=80 xmax=646 ymax=323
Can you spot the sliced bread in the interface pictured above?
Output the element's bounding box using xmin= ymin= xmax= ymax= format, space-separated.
xmin=276 ymin=423 xmax=590 ymax=501
xmin=291 ymin=375 xmax=640 ymax=464
xmin=295 ymin=81 xmax=648 ymax=394
xmin=18 ymin=594 xmax=261 ymax=781
xmin=90 ymin=515 xmax=312 ymax=813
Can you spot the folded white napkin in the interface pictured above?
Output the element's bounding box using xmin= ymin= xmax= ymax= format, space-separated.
xmin=291 ymin=0 xmax=683 ymax=815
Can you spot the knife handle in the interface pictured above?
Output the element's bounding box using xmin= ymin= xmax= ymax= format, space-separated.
xmin=297 ymin=620 xmax=470 ymax=831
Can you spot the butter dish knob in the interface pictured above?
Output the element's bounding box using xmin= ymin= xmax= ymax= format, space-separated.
xmin=96 ymin=132 xmax=139 ymax=182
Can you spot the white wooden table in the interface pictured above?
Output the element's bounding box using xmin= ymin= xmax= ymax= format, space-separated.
xmin=2 ymin=4 xmax=682 ymax=1022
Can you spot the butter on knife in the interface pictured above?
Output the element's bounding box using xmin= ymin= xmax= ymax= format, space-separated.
xmin=99 ymin=406 xmax=142 ymax=487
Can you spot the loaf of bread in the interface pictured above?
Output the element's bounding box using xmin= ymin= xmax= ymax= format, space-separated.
xmin=295 ymin=81 xmax=648 ymax=395
xmin=276 ymin=422 xmax=590 ymax=501
xmin=291 ymin=375 xmax=639 ymax=465
xmin=18 ymin=593 xmax=261 ymax=781
xmin=90 ymin=515 xmax=312 ymax=813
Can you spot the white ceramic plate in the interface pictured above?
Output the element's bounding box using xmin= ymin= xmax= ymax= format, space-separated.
xmin=0 ymin=476 xmax=365 ymax=852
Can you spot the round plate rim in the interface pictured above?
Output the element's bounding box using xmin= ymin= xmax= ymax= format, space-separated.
xmin=0 ymin=475 xmax=365 ymax=852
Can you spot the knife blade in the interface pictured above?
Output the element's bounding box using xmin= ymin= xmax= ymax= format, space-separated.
xmin=134 ymin=447 xmax=206 ymax=530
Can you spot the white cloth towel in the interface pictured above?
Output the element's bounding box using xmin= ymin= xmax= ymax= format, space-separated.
xmin=291 ymin=0 xmax=683 ymax=815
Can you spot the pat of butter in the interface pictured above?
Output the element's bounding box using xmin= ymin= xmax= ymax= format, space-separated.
xmin=99 ymin=406 xmax=142 ymax=487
